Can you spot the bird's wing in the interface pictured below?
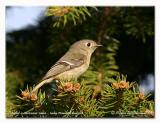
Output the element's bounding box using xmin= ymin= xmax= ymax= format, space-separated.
xmin=41 ymin=56 xmax=86 ymax=81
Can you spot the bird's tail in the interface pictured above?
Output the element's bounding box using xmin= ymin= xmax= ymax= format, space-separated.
xmin=31 ymin=78 xmax=53 ymax=93
xmin=31 ymin=80 xmax=46 ymax=93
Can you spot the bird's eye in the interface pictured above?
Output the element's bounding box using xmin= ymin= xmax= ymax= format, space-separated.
xmin=87 ymin=43 xmax=91 ymax=47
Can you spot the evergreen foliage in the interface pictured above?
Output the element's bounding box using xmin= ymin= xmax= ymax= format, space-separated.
xmin=46 ymin=7 xmax=97 ymax=27
xmin=6 ymin=7 xmax=154 ymax=118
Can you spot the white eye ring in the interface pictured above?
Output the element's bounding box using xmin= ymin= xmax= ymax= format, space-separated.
xmin=86 ymin=42 xmax=91 ymax=47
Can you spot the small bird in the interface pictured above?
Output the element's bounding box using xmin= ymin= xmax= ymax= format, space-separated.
xmin=32 ymin=39 xmax=102 ymax=93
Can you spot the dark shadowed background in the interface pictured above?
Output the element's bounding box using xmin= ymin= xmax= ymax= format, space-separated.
xmin=6 ymin=7 xmax=154 ymax=102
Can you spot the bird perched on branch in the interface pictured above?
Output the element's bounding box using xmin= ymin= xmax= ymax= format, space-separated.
xmin=32 ymin=39 xmax=102 ymax=93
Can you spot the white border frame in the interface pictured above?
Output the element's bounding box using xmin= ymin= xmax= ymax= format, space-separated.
xmin=1 ymin=0 xmax=160 ymax=123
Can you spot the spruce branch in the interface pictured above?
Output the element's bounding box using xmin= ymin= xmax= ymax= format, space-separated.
xmin=46 ymin=7 xmax=98 ymax=27
xmin=14 ymin=74 xmax=154 ymax=118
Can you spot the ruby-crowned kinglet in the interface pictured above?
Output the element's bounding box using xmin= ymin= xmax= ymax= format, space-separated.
xmin=32 ymin=39 xmax=102 ymax=93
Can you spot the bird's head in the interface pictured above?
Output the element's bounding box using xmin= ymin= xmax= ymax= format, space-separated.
xmin=70 ymin=39 xmax=102 ymax=54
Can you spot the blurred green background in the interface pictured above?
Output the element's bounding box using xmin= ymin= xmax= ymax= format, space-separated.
xmin=6 ymin=7 xmax=154 ymax=102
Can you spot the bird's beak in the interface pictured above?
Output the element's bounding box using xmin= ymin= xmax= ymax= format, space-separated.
xmin=96 ymin=44 xmax=103 ymax=47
